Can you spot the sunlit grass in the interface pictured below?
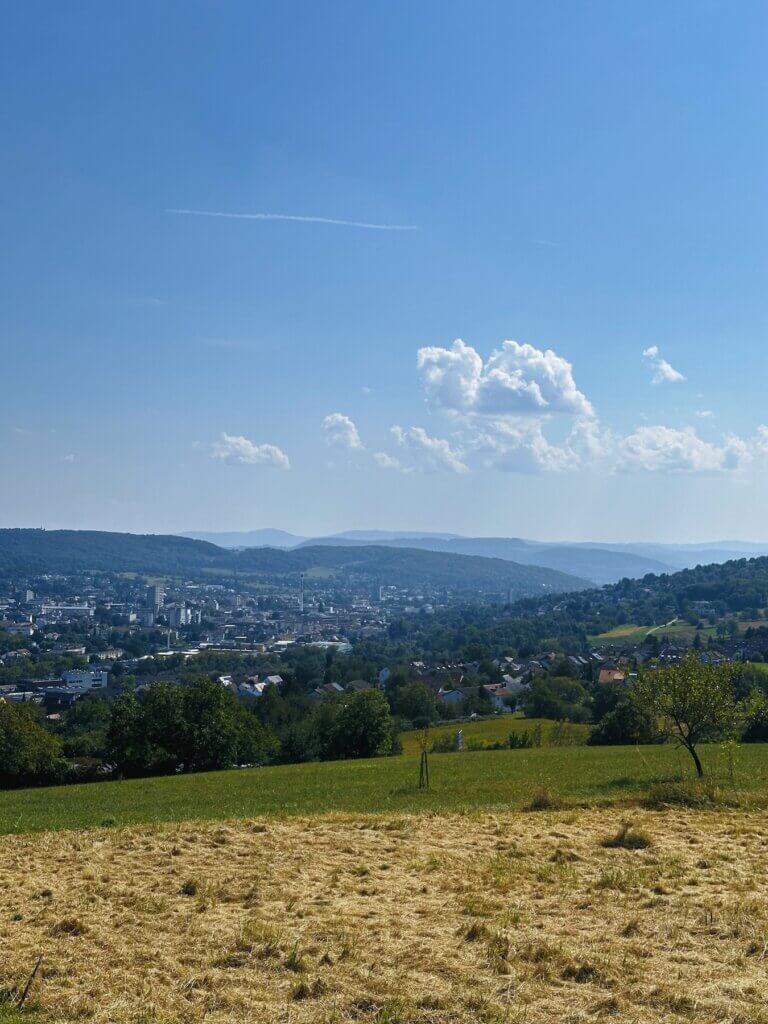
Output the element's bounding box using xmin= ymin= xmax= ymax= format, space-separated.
xmin=1 ymin=741 xmax=768 ymax=835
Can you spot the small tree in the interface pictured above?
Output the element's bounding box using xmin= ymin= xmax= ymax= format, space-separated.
xmin=335 ymin=689 xmax=393 ymax=759
xmin=634 ymin=653 xmax=739 ymax=777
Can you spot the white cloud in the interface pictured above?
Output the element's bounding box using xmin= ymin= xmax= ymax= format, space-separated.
xmin=619 ymin=425 xmax=746 ymax=473
xmin=695 ymin=409 xmax=713 ymax=418
xmin=373 ymin=451 xmax=408 ymax=471
xmin=465 ymin=419 xmax=580 ymax=473
xmin=754 ymin=425 xmax=768 ymax=456
xmin=211 ymin=433 xmax=290 ymax=469
xmin=321 ymin=413 xmax=363 ymax=450
xmin=417 ymin=338 xmax=594 ymax=419
xmin=391 ymin=425 xmax=468 ymax=473
xmin=60 ymin=454 xmax=75 ymax=463
xmin=642 ymin=345 xmax=685 ymax=384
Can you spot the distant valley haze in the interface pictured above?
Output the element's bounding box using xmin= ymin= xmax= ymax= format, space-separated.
xmin=181 ymin=528 xmax=768 ymax=585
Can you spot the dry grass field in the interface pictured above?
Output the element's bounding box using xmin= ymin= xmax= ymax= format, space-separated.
xmin=3 ymin=808 xmax=768 ymax=1024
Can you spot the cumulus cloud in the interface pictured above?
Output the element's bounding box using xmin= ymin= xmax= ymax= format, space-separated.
xmin=391 ymin=425 xmax=468 ymax=473
xmin=321 ymin=413 xmax=363 ymax=450
xmin=211 ymin=433 xmax=290 ymax=469
xmin=695 ymin=409 xmax=713 ymax=418
xmin=619 ymin=426 xmax=746 ymax=473
xmin=464 ymin=419 xmax=580 ymax=473
xmin=755 ymin=425 xmax=768 ymax=456
xmin=373 ymin=451 xmax=408 ymax=471
xmin=642 ymin=345 xmax=685 ymax=384
xmin=417 ymin=338 xmax=594 ymax=419
xmin=368 ymin=334 xmax=766 ymax=478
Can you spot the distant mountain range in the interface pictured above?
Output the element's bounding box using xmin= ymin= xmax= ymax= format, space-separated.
xmin=183 ymin=529 xmax=768 ymax=585
xmin=0 ymin=529 xmax=591 ymax=598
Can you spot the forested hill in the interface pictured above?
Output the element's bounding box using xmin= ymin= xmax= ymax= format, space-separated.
xmin=0 ymin=529 xmax=591 ymax=597
xmin=503 ymin=553 xmax=768 ymax=645
xmin=556 ymin=554 xmax=768 ymax=621
xmin=236 ymin=544 xmax=592 ymax=593
xmin=0 ymin=530 xmax=225 ymax=575
xmin=366 ymin=555 xmax=768 ymax=663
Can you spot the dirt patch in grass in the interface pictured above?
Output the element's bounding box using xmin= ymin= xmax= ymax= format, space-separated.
xmin=1 ymin=809 xmax=768 ymax=1023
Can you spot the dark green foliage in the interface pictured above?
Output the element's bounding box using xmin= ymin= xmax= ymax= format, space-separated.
xmin=524 ymin=676 xmax=592 ymax=723
xmin=56 ymin=693 xmax=111 ymax=758
xmin=741 ymin=692 xmax=768 ymax=742
xmin=319 ymin=689 xmax=394 ymax=760
xmin=0 ymin=702 xmax=63 ymax=786
xmin=107 ymin=679 xmax=279 ymax=777
xmin=589 ymin=697 xmax=664 ymax=746
xmin=388 ymin=682 xmax=438 ymax=724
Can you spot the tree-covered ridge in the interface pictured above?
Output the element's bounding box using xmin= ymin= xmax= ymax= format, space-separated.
xmin=346 ymin=556 xmax=768 ymax=663
xmin=0 ymin=529 xmax=590 ymax=596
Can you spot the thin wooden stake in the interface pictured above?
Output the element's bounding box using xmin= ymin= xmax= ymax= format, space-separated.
xmin=17 ymin=954 xmax=43 ymax=1009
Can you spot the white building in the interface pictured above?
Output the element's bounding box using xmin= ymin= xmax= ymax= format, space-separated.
xmin=62 ymin=668 xmax=110 ymax=691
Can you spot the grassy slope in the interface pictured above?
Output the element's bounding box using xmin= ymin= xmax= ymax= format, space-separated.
xmin=399 ymin=716 xmax=590 ymax=755
xmin=0 ymin=742 xmax=765 ymax=835
xmin=590 ymin=621 xmax=716 ymax=644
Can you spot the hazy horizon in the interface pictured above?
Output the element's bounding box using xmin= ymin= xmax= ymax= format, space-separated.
xmin=5 ymin=523 xmax=768 ymax=549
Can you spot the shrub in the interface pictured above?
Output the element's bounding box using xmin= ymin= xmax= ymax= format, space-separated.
xmin=525 ymin=786 xmax=562 ymax=812
xmin=431 ymin=732 xmax=461 ymax=753
xmin=508 ymin=731 xmax=534 ymax=749
xmin=642 ymin=781 xmax=720 ymax=809
xmin=589 ymin=698 xmax=664 ymax=746
xmin=601 ymin=822 xmax=652 ymax=850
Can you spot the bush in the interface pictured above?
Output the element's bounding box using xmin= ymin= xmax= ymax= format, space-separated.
xmin=642 ymin=781 xmax=721 ymax=809
xmin=589 ymin=698 xmax=665 ymax=746
xmin=525 ymin=786 xmax=562 ymax=811
xmin=508 ymin=731 xmax=534 ymax=749
xmin=524 ymin=676 xmax=592 ymax=723
xmin=601 ymin=822 xmax=652 ymax=850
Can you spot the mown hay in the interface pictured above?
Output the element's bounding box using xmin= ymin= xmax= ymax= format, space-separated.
xmin=1 ymin=809 xmax=768 ymax=1023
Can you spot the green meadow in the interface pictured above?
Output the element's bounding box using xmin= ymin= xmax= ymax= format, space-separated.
xmin=589 ymin=621 xmax=717 ymax=644
xmin=0 ymin=741 xmax=766 ymax=836
xmin=398 ymin=715 xmax=590 ymax=754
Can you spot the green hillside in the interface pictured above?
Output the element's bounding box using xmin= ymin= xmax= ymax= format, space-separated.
xmin=0 ymin=741 xmax=765 ymax=835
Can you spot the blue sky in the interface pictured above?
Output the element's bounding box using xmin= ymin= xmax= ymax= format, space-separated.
xmin=3 ymin=0 xmax=768 ymax=541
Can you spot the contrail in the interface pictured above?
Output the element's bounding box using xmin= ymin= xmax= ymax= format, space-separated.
xmin=166 ymin=208 xmax=418 ymax=231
